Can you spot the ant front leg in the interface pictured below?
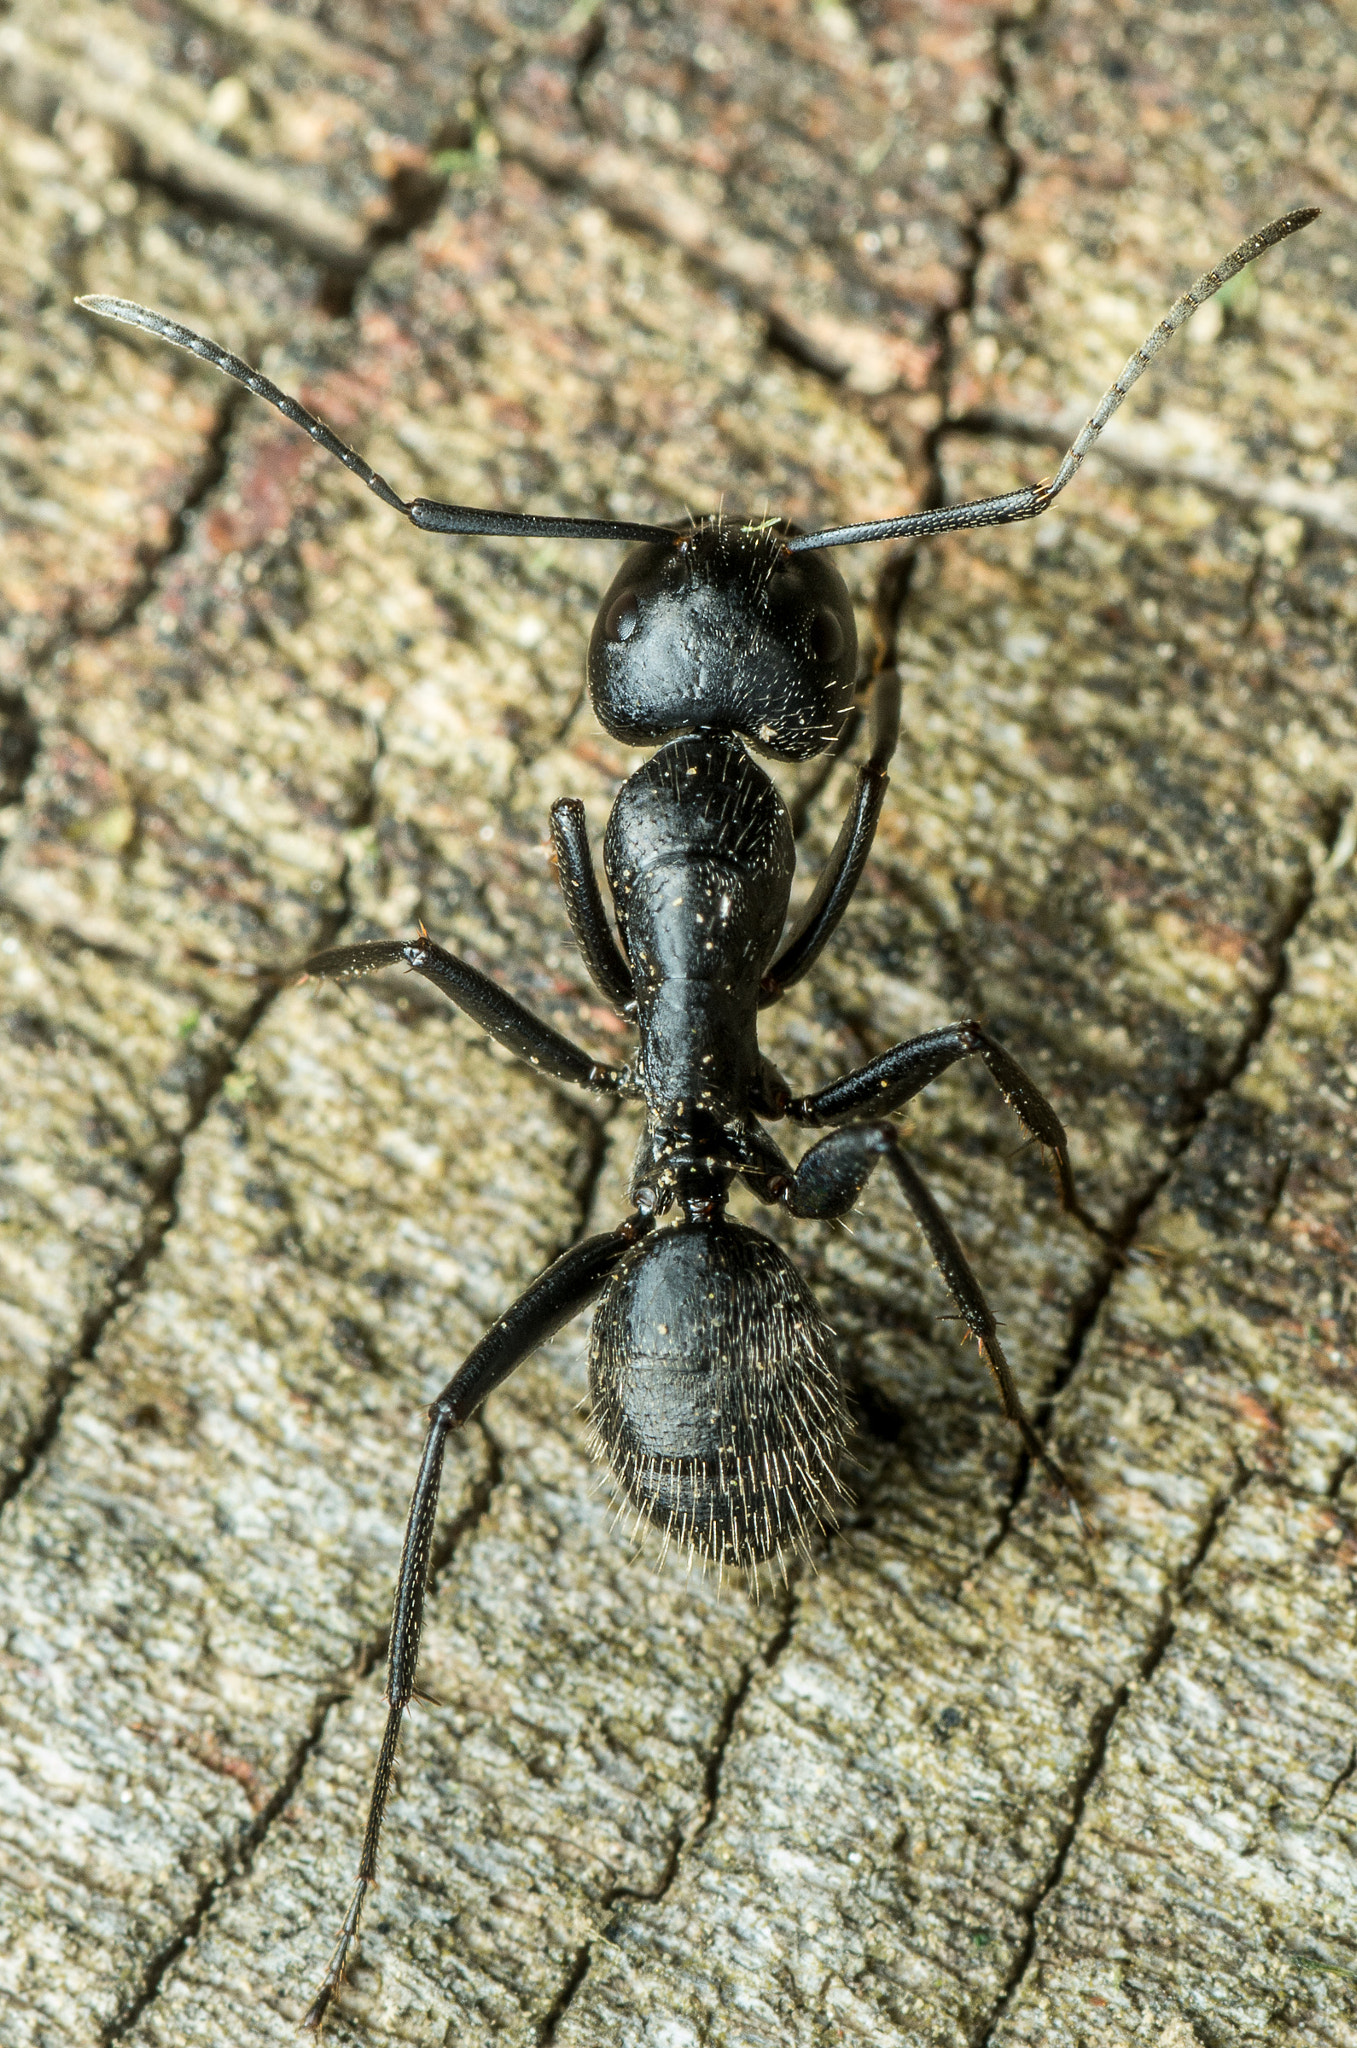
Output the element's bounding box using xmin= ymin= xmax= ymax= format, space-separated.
xmin=303 ymin=930 xmax=633 ymax=1097
xmin=779 ymin=1124 xmax=1087 ymax=1527
xmin=302 ymin=1216 xmax=649 ymax=2031
xmin=785 ymin=1019 xmax=1080 ymax=1215
xmin=550 ymin=798 xmax=634 ymax=1009
xmin=760 ymin=670 xmax=901 ymax=1005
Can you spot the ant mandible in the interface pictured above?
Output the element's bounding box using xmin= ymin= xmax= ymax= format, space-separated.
xmin=79 ymin=205 xmax=1316 ymax=2028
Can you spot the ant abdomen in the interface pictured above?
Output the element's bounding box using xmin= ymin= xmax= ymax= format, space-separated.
xmin=587 ymin=1220 xmax=849 ymax=1569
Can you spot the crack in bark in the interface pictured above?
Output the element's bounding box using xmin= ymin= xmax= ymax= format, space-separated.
xmin=975 ymin=1461 xmax=1254 ymax=2047
xmin=4 ymin=31 xmax=362 ymax=277
xmin=0 ymin=377 xmax=242 ymax=853
xmin=0 ymin=977 xmax=277 ymax=1523
xmin=20 ymin=19 xmax=430 ymax=311
xmin=75 ymin=386 xmax=245 ymax=646
xmin=0 ymin=684 xmax=40 ymax=864
xmin=6 ymin=18 xmax=456 ymax=329
xmin=98 ymin=1421 xmax=504 ymax=2045
xmin=1318 ymin=1741 xmax=1356 ymax=1815
xmin=0 ymin=691 xmax=390 ymax=1517
xmin=99 ymin=1679 xmax=342 ymax=2045
xmin=0 ymin=896 xmax=344 ymax=1523
xmin=836 ymin=4 xmax=1042 ymax=1019
xmin=490 ymin=0 xmax=1036 ymax=406
xmin=771 ymin=7 xmax=1041 ymax=1011
xmin=99 ymin=1190 xmax=611 ymax=2037
xmin=90 ymin=954 xmax=616 ymax=2032
xmin=0 ymin=683 xmax=386 ymax=1526
xmin=959 ymin=796 xmax=1350 ymax=2006
xmin=535 ymin=1581 xmax=800 ymax=2044
xmin=918 ymin=6 xmax=1033 ymax=510
xmin=0 ymin=380 xmax=266 ymax=1512
xmin=2 ymin=244 xmax=427 ymax=1507
xmin=557 ymin=1092 xmax=618 ymax=1243
xmin=982 ymin=805 xmax=1338 ymax=1565
xmin=80 ymin=1126 xmax=601 ymax=2035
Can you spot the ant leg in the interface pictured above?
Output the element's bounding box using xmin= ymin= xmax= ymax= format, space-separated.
xmin=760 ymin=671 xmax=901 ymax=1005
xmin=550 ymin=799 xmax=635 ymax=1008
xmin=302 ymin=929 xmax=633 ymax=1096
xmin=785 ymin=1019 xmax=1077 ymax=1212
xmin=781 ymin=1125 xmax=1086 ymax=1523
xmin=302 ymin=1216 xmax=648 ymax=2031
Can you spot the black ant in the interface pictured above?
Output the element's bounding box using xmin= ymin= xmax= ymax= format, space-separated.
xmin=78 ymin=206 xmax=1316 ymax=2028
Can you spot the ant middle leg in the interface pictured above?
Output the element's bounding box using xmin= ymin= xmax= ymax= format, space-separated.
xmin=784 ymin=1019 xmax=1078 ymax=1213
xmin=302 ymin=930 xmax=632 ymax=1096
xmin=778 ymin=1122 xmax=1086 ymax=1524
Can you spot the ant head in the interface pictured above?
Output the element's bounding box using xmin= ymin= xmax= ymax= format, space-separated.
xmin=586 ymin=518 xmax=857 ymax=762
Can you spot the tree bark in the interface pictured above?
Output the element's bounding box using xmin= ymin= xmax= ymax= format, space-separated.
xmin=0 ymin=3 xmax=1353 ymax=2044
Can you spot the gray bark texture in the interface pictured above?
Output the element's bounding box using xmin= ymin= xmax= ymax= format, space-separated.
xmin=0 ymin=2 xmax=1354 ymax=2043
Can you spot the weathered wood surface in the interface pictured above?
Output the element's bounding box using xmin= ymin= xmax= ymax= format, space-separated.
xmin=0 ymin=3 xmax=1354 ymax=2043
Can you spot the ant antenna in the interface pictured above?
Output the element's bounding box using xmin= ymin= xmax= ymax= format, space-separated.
xmin=783 ymin=207 xmax=1320 ymax=554
xmin=74 ymin=295 xmax=681 ymax=547
xmin=78 ymin=208 xmax=1317 ymax=557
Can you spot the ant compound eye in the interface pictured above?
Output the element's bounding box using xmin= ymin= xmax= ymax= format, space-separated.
xmin=809 ymin=606 xmax=845 ymax=665
xmin=605 ymin=589 xmax=640 ymax=643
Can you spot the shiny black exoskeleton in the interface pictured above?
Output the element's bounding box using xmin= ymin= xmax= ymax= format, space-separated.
xmin=296 ymin=515 xmax=1086 ymax=2023
xmin=306 ymin=514 xmax=1078 ymax=1577
xmin=77 ymin=206 xmax=1317 ymax=2025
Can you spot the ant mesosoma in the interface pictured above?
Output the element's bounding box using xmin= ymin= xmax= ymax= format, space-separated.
xmin=80 ymin=206 xmax=1315 ymax=2027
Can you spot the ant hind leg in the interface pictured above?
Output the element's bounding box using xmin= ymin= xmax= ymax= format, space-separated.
xmin=782 ymin=1122 xmax=1090 ymax=1532
xmin=302 ymin=1217 xmax=646 ymax=2030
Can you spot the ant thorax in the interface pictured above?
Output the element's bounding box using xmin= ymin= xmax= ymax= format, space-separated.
xmin=605 ymin=733 xmax=794 ymax=1126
